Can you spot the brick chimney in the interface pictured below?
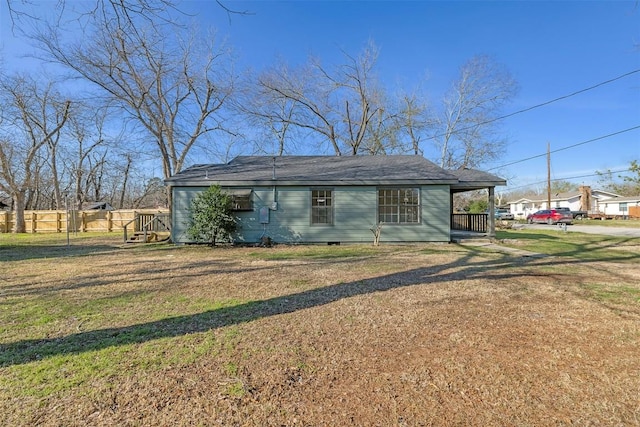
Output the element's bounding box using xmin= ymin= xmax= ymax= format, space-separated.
xmin=579 ymin=185 xmax=592 ymax=212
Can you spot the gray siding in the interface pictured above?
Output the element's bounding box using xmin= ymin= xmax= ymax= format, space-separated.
xmin=171 ymin=185 xmax=451 ymax=244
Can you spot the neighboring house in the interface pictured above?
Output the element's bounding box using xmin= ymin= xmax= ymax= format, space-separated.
xmin=165 ymin=156 xmax=506 ymax=244
xmin=0 ymin=197 xmax=10 ymax=210
xmin=598 ymin=196 xmax=640 ymax=217
xmin=508 ymin=187 xmax=620 ymax=218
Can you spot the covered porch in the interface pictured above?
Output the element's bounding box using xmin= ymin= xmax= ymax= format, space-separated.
xmin=449 ymin=168 xmax=507 ymax=240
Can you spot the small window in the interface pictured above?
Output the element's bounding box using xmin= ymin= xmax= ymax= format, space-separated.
xmin=226 ymin=189 xmax=252 ymax=211
xmin=378 ymin=188 xmax=420 ymax=224
xmin=311 ymin=189 xmax=333 ymax=225
xmin=620 ymin=202 xmax=628 ymax=213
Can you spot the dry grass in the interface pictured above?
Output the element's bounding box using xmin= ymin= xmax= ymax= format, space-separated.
xmin=1 ymin=234 xmax=639 ymax=426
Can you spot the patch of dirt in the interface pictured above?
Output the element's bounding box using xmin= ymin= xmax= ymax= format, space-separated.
xmin=1 ymin=241 xmax=639 ymax=426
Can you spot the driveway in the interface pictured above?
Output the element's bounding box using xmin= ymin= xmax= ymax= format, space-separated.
xmin=521 ymin=223 xmax=640 ymax=238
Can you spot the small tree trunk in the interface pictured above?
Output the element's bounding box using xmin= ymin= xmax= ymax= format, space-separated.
xmin=118 ymin=155 xmax=132 ymax=209
xmin=12 ymin=191 xmax=27 ymax=233
xmin=49 ymin=143 xmax=63 ymax=209
xmin=370 ymin=222 xmax=383 ymax=246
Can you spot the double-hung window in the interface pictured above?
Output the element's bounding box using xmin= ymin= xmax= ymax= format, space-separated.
xmin=378 ymin=188 xmax=420 ymax=224
xmin=311 ymin=189 xmax=333 ymax=225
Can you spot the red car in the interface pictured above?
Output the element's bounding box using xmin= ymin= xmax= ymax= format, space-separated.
xmin=526 ymin=209 xmax=573 ymax=225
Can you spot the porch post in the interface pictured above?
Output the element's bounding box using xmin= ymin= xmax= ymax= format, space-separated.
xmin=450 ymin=191 xmax=454 ymax=232
xmin=488 ymin=186 xmax=496 ymax=238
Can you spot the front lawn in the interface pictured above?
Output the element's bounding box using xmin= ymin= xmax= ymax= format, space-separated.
xmin=496 ymin=228 xmax=640 ymax=261
xmin=1 ymin=232 xmax=639 ymax=425
xmin=572 ymin=218 xmax=640 ymax=228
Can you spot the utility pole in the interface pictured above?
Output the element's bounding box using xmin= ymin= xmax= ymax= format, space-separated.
xmin=65 ymin=193 xmax=70 ymax=248
xmin=547 ymin=142 xmax=551 ymax=210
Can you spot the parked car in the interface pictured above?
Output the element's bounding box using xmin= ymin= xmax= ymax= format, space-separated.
xmin=495 ymin=208 xmax=514 ymax=220
xmin=526 ymin=209 xmax=573 ymax=225
xmin=553 ymin=206 xmax=589 ymax=219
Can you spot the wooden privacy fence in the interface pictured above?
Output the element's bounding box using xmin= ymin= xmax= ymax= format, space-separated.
xmin=451 ymin=213 xmax=488 ymax=233
xmin=0 ymin=209 xmax=169 ymax=234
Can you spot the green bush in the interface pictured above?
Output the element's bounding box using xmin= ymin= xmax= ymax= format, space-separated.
xmin=186 ymin=185 xmax=237 ymax=246
xmin=468 ymin=199 xmax=488 ymax=214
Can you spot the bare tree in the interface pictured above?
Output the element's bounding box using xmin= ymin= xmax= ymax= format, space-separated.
xmin=6 ymin=0 xmax=249 ymax=30
xmin=236 ymin=70 xmax=300 ymax=156
xmin=34 ymin=83 xmax=71 ymax=210
xmin=29 ymin=2 xmax=234 ymax=206
xmin=5 ymin=0 xmax=179 ymax=31
xmin=432 ymin=55 xmax=518 ymax=169
xmin=596 ymin=160 xmax=640 ymax=196
xmin=396 ymin=93 xmax=433 ymax=156
xmin=85 ymin=150 xmax=109 ymax=204
xmin=0 ymin=74 xmax=70 ymax=232
xmin=622 ymin=160 xmax=640 ymax=194
xmin=361 ymin=107 xmax=392 ymax=155
xmin=117 ymin=154 xmax=133 ymax=209
xmin=252 ymin=42 xmax=384 ymax=156
xmin=65 ymin=104 xmax=110 ymax=209
xmin=130 ymin=176 xmax=167 ymax=208
xmin=359 ymin=88 xmax=405 ymax=156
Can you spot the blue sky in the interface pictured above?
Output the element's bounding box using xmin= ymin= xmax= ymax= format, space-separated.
xmin=192 ymin=0 xmax=640 ymax=191
xmin=1 ymin=1 xmax=639 ymax=192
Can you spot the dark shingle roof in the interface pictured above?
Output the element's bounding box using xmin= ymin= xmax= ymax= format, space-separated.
xmin=166 ymin=155 xmax=464 ymax=186
xmin=85 ymin=202 xmax=115 ymax=210
xmin=451 ymin=167 xmax=507 ymax=191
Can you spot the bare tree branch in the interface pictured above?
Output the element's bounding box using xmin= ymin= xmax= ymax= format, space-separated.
xmin=245 ymin=41 xmax=389 ymax=156
xmin=0 ymin=74 xmax=70 ymax=232
xmin=27 ymin=2 xmax=235 ymax=207
xmin=433 ymin=55 xmax=518 ymax=169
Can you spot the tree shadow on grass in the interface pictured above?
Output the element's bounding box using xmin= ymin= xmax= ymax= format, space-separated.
xmin=496 ymin=230 xmax=640 ymax=261
xmin=0 ymin=258 xmax=263 ymax=298
xmin=0 ymin=243 xmax=122 ymax=262
xmin=0 ymin=251 xmax=378 ymax=299
xmin=2 ymin=240 xmax=639 ymax=367
xmin=495 ymin=231 xmax=561 ymax=241
xmin=0 ymin=251 xmax=498 ymax=367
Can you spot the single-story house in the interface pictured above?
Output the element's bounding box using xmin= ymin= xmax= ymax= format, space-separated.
xmin=508 ymin=187 xmax=620 ymax=218
xmin=598 ymin=196 xmax=640 ymax=217
xmin=165 ymin=156 xmax=506 ymax=244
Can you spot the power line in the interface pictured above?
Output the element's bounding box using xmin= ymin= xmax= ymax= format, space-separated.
xmin=429 ymin=68 xmax=640 ymax=142
xmin=506 ymin=168 xmax=633 ymax=191
xmin=490 ymin=69 xmax=640 ymax=123
xmin=486 ymin=125 xmax=640 ymax=171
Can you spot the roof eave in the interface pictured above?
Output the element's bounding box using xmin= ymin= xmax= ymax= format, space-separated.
xmin=451 ymin=180 xmax=507 ymax=190
xmin=166 ymin=178 xmax=460 ymax=187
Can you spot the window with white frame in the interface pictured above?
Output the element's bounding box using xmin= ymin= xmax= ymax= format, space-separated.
xmin=377 ymin=188 xmax=420 ymax=224
xmin=311 ymin=189 xmax=333 ymax=225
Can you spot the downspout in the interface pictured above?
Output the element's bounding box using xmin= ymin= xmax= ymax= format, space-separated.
xmin=272 ymin=156 xmax=278 ymax=210
xmin=260 ymin=157 xmax=278 ymax=245
xmin=450 ymin=191 xmax=454 ymax=242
